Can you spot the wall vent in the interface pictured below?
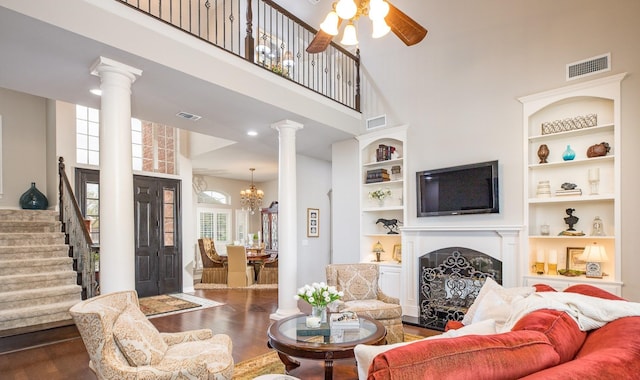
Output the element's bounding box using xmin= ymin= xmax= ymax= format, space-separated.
xmin=566 ymin=53 xmax=610 ymax=81
xmin=176 ymin=111 xmax=202 ymax=121
xmin=366 ymin=114 xmax=387 ymax=130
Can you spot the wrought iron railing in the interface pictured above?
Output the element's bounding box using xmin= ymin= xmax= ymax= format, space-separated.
xmin=58 ymin=157 xmax=98 ymax=299
xmin=115 ymin=0 xmax=360 ymax=111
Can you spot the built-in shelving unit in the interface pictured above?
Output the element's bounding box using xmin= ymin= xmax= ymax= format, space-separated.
xmin=356 ymin=126 xmax=407 ymax=271
xmin=519 ymin=73 xmax=626 ymax=295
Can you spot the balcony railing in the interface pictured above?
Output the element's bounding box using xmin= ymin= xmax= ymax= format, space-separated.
xmin=116 ymin=0 xmax=360 ymax=111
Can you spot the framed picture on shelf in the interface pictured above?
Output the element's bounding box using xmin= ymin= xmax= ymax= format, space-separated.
xmin=392 ymin=244 xmax=402 ymax=263
xmin=307 ymin=208 xmax=319 ymax=237
xmin=566 ymin=247 xmax=586 ymax=271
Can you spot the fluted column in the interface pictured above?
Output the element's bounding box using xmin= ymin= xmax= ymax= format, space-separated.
xmin=270 ymin=120 xmax=303 ymax=320
xmin=90 ymin=57 xmax=142 ymax=293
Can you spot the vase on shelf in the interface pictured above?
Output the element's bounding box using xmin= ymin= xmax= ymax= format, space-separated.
xmin=537 ymin=144 xmax=549 ymax=164
xmin=562 ymin=145 xmax=576 ymax=161
xmin=377 ymin=198 xmax=385 ymax=207
xmin=19 ymin=182 xmax=49 ymax=210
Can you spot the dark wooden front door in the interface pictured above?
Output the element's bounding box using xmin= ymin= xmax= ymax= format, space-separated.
xmin=134 ymin=175 xmax=182 ymax=297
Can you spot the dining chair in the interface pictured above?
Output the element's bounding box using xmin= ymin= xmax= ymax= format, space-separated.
xmin=226 ymin=245 xmax=255 ymax=287
xmin=197 ymin=238 xmax=227 ymax=284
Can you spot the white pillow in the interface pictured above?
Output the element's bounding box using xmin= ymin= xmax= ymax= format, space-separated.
xmin=461 ymin=277 xmax=534 ymax=325
xmin=354 ymin=319 xmax=497 ymax=380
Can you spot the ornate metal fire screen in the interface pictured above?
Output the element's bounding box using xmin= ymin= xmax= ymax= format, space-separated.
xmin=419 ymin=247 xmax=502 ymax=331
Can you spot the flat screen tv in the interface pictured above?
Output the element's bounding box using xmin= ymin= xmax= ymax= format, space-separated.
xmin=416 ymin=160 xmax=499 ymax=217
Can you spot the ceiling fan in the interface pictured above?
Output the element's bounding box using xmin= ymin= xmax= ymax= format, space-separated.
xmin=306 ymin=0 xmax=427 ymax=53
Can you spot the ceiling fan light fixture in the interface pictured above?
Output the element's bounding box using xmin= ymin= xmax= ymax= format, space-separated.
xmin=368 ymin=0 xmax=390 ymax=21
xmin=320 ymin=11 xmax=340 ymax=35
xmin=371 ymin=18 xmax=391 ymax=38
xmin=335 ymin=0 xmax=357 ymax=20
xmin=341 ymin=22 xmax=359 ymax=45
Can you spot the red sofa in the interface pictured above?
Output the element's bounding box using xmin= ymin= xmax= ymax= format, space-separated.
xmin=368 ymin=284 xmax=640 ymax=380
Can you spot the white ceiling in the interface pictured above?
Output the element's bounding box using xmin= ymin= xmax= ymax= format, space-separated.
xmin=0 ymin=0 xmax=365 ymax=182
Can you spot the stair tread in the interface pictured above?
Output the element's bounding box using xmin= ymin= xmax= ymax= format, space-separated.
xmin=0 ymin=257 xmax=72 ymax=265
xmin=0 ymin=284 xmax=81 ymax=300
xmin=0 ymin=299 xmax=80 ymax=320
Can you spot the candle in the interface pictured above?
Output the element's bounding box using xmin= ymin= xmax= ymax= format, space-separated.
xmin=536 ymin=249 xmax=545 ymax=263
xmin=589 ymin=168 xmax=600 ymax=182
xmin=549 ymin=249 xmax=558 ymax=264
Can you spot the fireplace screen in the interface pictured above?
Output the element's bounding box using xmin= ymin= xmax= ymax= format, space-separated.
xmin=419 ymin=247 xmax=502 ymax=331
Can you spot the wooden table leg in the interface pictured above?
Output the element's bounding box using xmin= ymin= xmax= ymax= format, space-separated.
xmin=324 ymin=351 xmax=334 ymax=380
xmin=276 ymin=351 xmax=300 ymax=373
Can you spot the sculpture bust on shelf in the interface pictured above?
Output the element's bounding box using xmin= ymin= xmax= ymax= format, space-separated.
xmin=564 ymin=208 xmax=578 ymax=230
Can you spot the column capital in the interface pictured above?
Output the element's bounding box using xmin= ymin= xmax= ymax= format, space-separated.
xmin=271 ymin=119 xmax=304 ymax=132
xmin=90 ymin=56 xmax=142 ymax=83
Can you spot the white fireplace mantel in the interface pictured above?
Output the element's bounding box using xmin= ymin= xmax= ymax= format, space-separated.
xmin=400 ymin=225 xmax=523 ymax=318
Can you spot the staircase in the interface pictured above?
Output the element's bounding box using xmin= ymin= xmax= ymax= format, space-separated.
xmin=0 ymin=209 xmax=82 ymax=336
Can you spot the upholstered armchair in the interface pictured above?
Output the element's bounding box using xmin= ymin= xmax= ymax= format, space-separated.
xmin=326 ymin=263 xmax=404 ymax=344
xmin=198 ymin=238 xmax=227 ymax=284
xmin=69 ymin=290 xmax=234 ymax=379
xmin=257 ymin=257 xmax=278 ymax=284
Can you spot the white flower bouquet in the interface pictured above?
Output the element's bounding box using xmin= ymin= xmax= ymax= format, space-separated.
xmin=368 ymin=188 xmax=392 ymax=201
xmin=294 ymin=282 xmax=343 ymax=308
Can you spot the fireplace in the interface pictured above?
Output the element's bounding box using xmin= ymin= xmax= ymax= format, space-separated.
xmin=419 ymin=247 xmax=502 ymax=330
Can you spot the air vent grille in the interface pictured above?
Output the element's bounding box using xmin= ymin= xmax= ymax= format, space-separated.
xmin=566 ymin=53 xmax=610 ymax=81
xmin=366 ymin=114 xmax=387 ymax=130
xmin=176 ymin=111 xmax=202 ymax=121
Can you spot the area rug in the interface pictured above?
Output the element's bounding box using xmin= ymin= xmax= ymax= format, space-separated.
xmin=139 ymin=293 xmax=224 ymax=318
xmin=195 ymin=283 xmax=278 ymax=290
xmin=230 ymin=333 xmax=423 ymax=379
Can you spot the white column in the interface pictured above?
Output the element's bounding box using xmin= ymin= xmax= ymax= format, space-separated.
xmin=270 ymin=120 xmax=303 ymax=320
xmin=90 ymin=57 xmax=142 ymax=294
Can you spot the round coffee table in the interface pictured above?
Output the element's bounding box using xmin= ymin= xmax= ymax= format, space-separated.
xmin=267 ymin=314 xmax=386 ymax=380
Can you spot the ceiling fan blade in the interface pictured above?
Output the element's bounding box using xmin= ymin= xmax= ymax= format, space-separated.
xmin=386 ymin=2 xmax=428 ymax=46
xmin=306 ymin=29 xmax=334 ymax=53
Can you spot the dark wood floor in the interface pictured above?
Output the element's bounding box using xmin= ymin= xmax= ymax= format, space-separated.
xmin=0 ymin=288 xmax=439 ymax=379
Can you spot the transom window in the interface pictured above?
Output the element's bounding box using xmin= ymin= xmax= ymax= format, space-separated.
xmin=76 ymin=105 xmax=177 ymax=175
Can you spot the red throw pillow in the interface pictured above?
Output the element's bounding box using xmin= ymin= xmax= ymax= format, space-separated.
xmin=533 ymin=283 xmax=557 ymax=292
xmin=368 ymin=330 xmax=560 ymax=380
xmin=512 ymin=308 xmax=587 ymax=363
xmin=444 ymin=320 xmax=464 ymax=331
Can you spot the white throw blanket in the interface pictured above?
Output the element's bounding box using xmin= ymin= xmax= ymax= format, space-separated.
xmin=501 ymin=291 xmax=640 ymax=332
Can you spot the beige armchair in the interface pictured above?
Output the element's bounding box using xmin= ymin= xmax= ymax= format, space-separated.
xmin=326 ymin=263 xmax=404 ymax=344
xmin=226 ymin=245 xmax=255 ymax=287
xmin=69 ymin=290 xmax=234 ymax=379
xmin=198 ymin=238 xmax=227 ymax=284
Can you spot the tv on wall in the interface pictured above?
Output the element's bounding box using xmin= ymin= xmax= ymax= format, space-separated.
xmin=416 ymin=160 xmax=499 ymax=217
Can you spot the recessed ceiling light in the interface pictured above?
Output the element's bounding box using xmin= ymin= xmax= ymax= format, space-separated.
xmin=90 ymin=88 xmax=102 ymax=96
xmin=247 ymin=131 xmax=258 ymax=136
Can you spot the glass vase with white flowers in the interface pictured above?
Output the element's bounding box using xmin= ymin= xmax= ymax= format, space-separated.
xmin=368 ymin=187 xmax=392 ymax=207
xmin=294 ymin=282 xmax=343 ymax=326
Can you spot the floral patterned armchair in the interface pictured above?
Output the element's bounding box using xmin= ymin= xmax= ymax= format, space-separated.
xmin=326 ymin=263 xmax=404 ymax=344
xmin=69 ymin=290 xmax=234 ymax=379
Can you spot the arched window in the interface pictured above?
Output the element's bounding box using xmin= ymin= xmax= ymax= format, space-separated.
xmin=197 ymin=190 xmax=229 ymax=205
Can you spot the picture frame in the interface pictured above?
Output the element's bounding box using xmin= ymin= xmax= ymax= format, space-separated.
xmin=566 ymin=247 xmax=586 ymax=271
xmin=392 ymin=244 xmax=402 ymax=263
xmin=307 ymin=208 xmax=319 ymax=237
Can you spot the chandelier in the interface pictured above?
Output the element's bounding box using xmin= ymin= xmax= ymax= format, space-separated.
xmin=240 ymin=168 xmax=264 ymax=214
xmin=320 ymin=0 xmax=391 ymax=46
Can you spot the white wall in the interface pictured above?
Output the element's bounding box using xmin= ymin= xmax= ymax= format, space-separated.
xmin=0 ymin=87 xmax=47 ymax=208
xmin=331 ymin=138 xmax=360 ymax=264
xmin=295 ymin=154 xmax=332 ymax=286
